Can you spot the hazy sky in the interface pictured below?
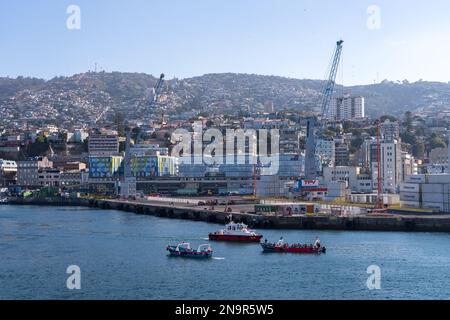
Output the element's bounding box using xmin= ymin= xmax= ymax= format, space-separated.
xmin=1 ymin=0 xmax=450 ymax=85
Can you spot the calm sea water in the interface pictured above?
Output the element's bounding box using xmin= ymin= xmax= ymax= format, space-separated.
xmin=1 ymin=205 xmax=450 ymax=300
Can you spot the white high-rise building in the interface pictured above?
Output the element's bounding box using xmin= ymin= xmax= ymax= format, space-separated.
xmin=329 ymin=96 xmax=365 ymax=121
xmin=371 ymin=140 xmax=402 ymax=194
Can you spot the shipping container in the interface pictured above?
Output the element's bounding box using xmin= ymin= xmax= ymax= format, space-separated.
xmin=401 ymin=201 xmax=421 ymax=208
xmin=400 ymin=191 xmax=420 ymax=202
xmin=422 ymin=183 xmax=444 ymax=194
xmin=405 ymin=175 xmax=425 ymax=183
xmin=427 ymin=175 xmax=450 ymax=184
xmin=422 ymin=192 xmax=444 ymax=204
xmin=400 ymin=183 xmax=420 ymax=193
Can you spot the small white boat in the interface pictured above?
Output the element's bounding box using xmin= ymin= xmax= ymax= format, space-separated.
xmin=166 ymin=242 xmax=213 ymax=259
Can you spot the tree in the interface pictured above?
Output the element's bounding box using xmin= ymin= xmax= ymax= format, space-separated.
xmin=380 ymin=115 xmax=397 ymax=123
xmin=350 ymin=137 xmax=364 ymax=153
xmin=113 ymin=111 xmax=125 ymax=135
xmin=119 ymin=141 xmax=126 ymax=153
xmin=412 ymin=142 xmax=425 ymax=159
xmin=83 ymin=138 xmax=89 ymax=152
xmin=343 ymin=121 xmax=353 ymax=133
xmin=403 ymin=111 xmax=413 ymax=132
xmin=58 ymin=132 xmax=68 ymax=143
xmin=427 ymin=133 xmax=447 ymax=152
xmin=400 ymin=132 xmax=416 ymax=145
xmin=26 ymin=137 xmax=49 ymax=157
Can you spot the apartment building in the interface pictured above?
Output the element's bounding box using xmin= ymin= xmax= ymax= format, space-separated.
xmin=17 ymin=157 xmax=53 ymax=187
xmin=88 ymin=132 xmax=119 ymax=156
xmin=329 ymin=96 xmax=365 ymax=121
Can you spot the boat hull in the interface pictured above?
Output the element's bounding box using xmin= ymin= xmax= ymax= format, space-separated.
xmin=261 ymin=243 xmax=326 ymax=254
xmin=166 ymin=246 xmax=213 ymax=259
xmin=209 ymin=233 xmax=263 ymax=242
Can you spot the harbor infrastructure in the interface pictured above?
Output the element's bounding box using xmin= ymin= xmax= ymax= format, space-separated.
xmin=8 ymin=195 xmax=450 ymax=233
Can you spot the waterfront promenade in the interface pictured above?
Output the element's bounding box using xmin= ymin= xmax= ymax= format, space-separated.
xmin=7 ymin=196 xmax=450 ymax=233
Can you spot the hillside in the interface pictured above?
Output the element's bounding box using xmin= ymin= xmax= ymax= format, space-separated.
xmin=1 ymin=72 xmax=450 ymax=127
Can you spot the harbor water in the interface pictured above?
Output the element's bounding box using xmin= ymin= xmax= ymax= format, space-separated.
xmin=1 ymin=205 xmax=450 ymax=300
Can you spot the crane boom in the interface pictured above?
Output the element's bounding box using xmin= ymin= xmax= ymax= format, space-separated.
xmin=320 ymin=40 xmax=343 ymax=120
xmin=149 ymin=73 xmax=165 ymax=109
xmin=304 ymin=40 xmax=343 ymax=179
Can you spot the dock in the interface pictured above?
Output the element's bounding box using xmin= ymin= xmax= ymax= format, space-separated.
xmin=7 ymin=196 xmax=450 ymax=233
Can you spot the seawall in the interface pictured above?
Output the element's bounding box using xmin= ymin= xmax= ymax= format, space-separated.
xmin=7 ymin=198 xmax=450 ymax=233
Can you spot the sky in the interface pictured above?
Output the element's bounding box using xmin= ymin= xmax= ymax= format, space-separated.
xmin=1 ymin=0 xmax=450 ymax=85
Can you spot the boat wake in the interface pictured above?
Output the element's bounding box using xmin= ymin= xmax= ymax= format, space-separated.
xmin=212 ymin=257 xmax=225 ymax=260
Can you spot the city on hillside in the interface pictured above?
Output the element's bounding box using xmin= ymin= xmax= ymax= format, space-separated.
xmin=2 ymin=77 xmax=450 ymax=214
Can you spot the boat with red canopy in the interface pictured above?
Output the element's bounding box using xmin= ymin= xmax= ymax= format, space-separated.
xmin=261 ymin=237 xmax=326 ymax=254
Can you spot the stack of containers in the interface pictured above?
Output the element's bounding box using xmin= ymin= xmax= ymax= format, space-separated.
xmin=399 ymin=175 xmax=424 ymax=208
xmin=422 ymin=175 xmax=450 ymax=212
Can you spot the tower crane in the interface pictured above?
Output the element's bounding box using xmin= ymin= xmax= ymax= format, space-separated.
xmin=119 ymin=74 xmax=165 ymax=197
xmin=149 ymin=73 xmax=165 ymax=109
xmin=136 ymin=73 xmax=166 ymax=144
xmin=304 ymin=40 xmax=344 ymax=179
xmin=319 ymin=40 xmax=344 ymax=122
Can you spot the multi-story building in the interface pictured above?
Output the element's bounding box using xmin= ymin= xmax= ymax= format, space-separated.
xmin=401 ymin=152 xmax=417 ymax=181
xmin=88 ymin=132 xmax=119 ymax=156
xmin=323 ymin=166 xmax=374 ymax=194
xmin=17 ymin=157 xmax=53 ymax=187
xmin=279 ymin=128 xmax=301 ymax=154
xmin=316 ymin=138 xmax=335 ymax=168
xmin=52 ymin=161 xmax=86 ymax=171
xmin=89 ymin=156 xmax=123 ymax=179
xmin=71 ymin=129 xmax=89 ymax=143
xmin=130 ymin=144 xmax=169 ymax=156
xmin=335 ymin=143 xmax=349 ymax=166
xmin=371 ymin=140 xmax=402 ymax=194
xmin=380 ymin=120 xmax=400 ymax=143
xmin=0 ymin=159 xmax=17 ymax=186
xmin=38 ymin=168 xmax=61 ymax=187
xmin=323 ymin=166 xmax=359 ymax=190
xmin=59 ymin=170 xmax=89 ymax=189
xmin=359 ymin=137 xmax=376 ymax=170
xmin=328 ymin=96 xmax=365 ymax=121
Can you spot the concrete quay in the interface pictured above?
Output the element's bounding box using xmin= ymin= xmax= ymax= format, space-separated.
xmin=7 ymin=197 xmax=450 ymax=233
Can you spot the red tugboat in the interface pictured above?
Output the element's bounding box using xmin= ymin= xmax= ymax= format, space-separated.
xmin=209 ymin=219 xmax=263 ymax=242
xmin=261 ymin=237 xmax=326 ymax=254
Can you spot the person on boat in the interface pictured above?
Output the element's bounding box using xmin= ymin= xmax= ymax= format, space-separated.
xmin=314 ymin=237 xmax=321 ymax=249
xmin=277 ymin=237 xmax=285 ymax=247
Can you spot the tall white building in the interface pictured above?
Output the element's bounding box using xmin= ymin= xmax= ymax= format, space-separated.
xmin=371 ymin=140 xmax=402 ymax=194
xmin=329 ymin=96 xmax=365 ymax=121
